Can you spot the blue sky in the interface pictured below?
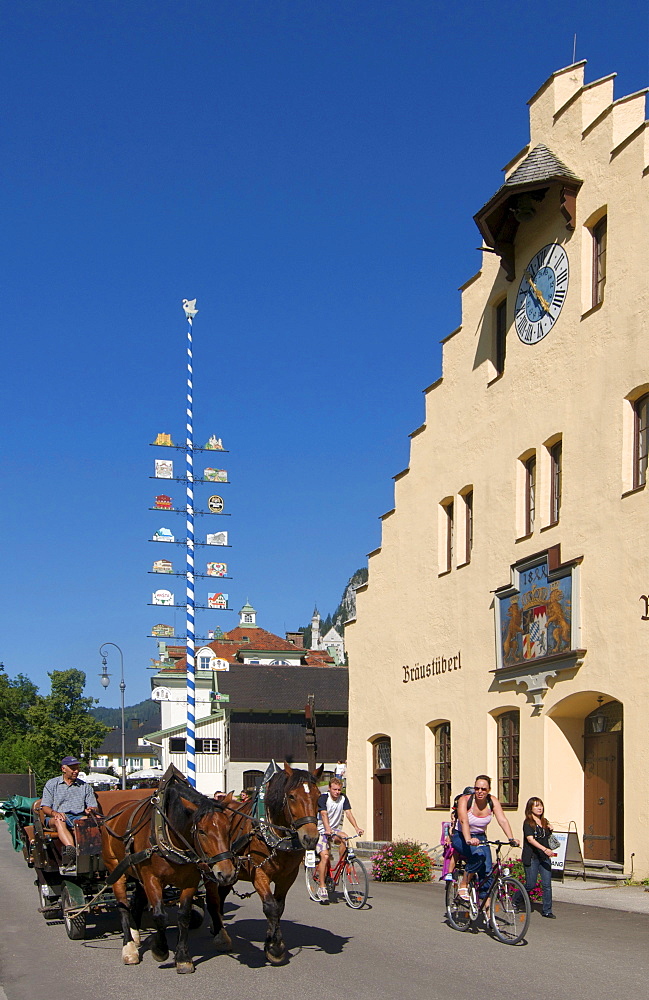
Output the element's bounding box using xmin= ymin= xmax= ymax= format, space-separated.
xmin=1 ymin=1 xmax=647 ymax=708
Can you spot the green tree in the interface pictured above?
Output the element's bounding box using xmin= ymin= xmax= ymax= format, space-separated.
xmin=0 ymin=665 xmax=38 ymax=735
xmin=0 ymin=665 xmax=41 ymax=776
xmin=27 ymin=669 xmax=109 ymax=782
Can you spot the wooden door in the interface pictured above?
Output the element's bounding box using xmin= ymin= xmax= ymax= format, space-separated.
xmin=583 ymin=732 xmax=623 ymax=862
xmin=373 ymin=773 xmax=392 ymax=841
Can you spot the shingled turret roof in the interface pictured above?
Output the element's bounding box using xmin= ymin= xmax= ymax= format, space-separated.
xmin=474 ymin=143 xmax=582 ymax=280
xmin=503 ymin=144 xmax=581 ymax=188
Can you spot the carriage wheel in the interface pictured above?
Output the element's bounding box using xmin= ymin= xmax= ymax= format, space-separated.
xmin=35 ymin=873 xmax=60 ymax=916
xmin=61 ymin=885 xmax=87 ymax=940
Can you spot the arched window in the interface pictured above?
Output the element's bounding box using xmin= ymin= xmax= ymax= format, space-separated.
xmin=592 ymin=215 xmax=607 ymax=307
xmin=634 ymin=394 xmax=649 ymax=489
xmin=374 ymin=738 xmax=391 ymax=772
xmin=550 ymin=440 xmax=562 ymax=524
xmin=525 ymin=455 xmax=536 ymax=534
xmin=497 ymin=711 xmax=519 ymax=806
xmin=435 ymin=723 xmax=452 ymax=808
xmin=494 ymin=298 xmax=507 ymax=376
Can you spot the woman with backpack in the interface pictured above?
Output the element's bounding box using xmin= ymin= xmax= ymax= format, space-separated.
xmin=452 ymin=774 xmax=519 ymax=900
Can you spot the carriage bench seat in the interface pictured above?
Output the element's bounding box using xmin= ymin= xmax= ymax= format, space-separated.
xmin=33 ymin=800 xmax=61 ymax=840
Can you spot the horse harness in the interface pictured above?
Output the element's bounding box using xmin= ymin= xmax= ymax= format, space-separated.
xmin=101 ymin=784 xmax=238 ymax=885
xmin=101 ymin=771 xmax=318 ymax=887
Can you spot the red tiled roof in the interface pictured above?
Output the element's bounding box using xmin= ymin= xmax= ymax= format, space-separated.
xmin=225 ymin=626 xmax=302 ymax=651
xmin=304 ymin=649 xmax=339 ymax=666
xmin=159 ymin=623 xmax=337 ymax=672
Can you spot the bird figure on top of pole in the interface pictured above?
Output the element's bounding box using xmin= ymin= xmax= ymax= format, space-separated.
xmin=182 ymin=299 xmax=198 ymax=321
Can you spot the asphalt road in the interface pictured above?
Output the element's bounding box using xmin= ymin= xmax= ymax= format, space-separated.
xmin=0 ymin=830 xmax=646 ymax=1000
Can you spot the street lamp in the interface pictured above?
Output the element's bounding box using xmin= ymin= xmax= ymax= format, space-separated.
xmin=99 ymin=642 xmax=127 ymax=790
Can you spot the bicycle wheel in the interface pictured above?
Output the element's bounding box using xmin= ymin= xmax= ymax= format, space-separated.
xmin=445 ymin=879 xmax=471 ymax=931
xmin=489 ymin=876 xmax=530 ymax=944
xmin=305 ymin=865 xmax=321 ymax=902
xmin=341 ymin=858 xmax=368 ymax=908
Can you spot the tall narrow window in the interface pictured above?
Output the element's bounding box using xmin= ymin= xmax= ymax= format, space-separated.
xmin=464 ymin=490 xmax=473 ymax=563
xmin=550 ymin=441 xmax=562 ymax=524
xmin=634 ymin=394 xmax=649 ymax=488
xmin=497 ymin=711 xmax=519 ymax=807
xmin=525 ymin=455 xmax=536 ymax=534
xmin=374 ymin=738 xmax=391 ymax=771
xmin=592 ymin=216 xmax=607 ymax=307
xmin=445 ymin=500 xmax=454 ymax=571
xmin=494 ymin=299 xmax=507 ymax=375
xmin=435 ymin=723 xmax=452 ymax=808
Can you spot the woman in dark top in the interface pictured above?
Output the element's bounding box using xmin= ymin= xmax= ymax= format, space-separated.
xmin=522 ymin=797 xmax=557 ymax=918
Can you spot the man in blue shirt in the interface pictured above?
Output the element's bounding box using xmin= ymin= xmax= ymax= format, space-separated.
xmin=41 ymin=756 xmax=98 ymax=865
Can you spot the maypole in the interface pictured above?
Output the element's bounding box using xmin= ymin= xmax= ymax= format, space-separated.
xmin=182 ymin=297 xmax=198 ymax=787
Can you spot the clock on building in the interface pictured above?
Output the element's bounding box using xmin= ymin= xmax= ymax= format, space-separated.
xmin=514 ymin=243 xmax=569 ymax=345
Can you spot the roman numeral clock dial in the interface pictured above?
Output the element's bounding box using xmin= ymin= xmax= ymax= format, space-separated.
xmin=514 ymin=243 xmax=569 ymax=344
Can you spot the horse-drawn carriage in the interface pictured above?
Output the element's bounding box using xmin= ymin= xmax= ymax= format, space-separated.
xmin=21 ymin=786 xmax=191 ymax=940
xmin=7 ymin=762 xmax=328 ymax=971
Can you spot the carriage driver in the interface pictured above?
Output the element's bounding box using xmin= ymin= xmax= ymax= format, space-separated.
xmin=316 ymin=777 xmax=363 ymax=902
xmin=40 ymin=756 xmax=98 ymax=866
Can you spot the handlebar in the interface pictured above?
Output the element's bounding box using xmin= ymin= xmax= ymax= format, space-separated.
xmin=324 ymin=832 xmax=360 ymax=841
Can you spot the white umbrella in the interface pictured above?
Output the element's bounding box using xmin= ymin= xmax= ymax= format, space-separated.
xmin=79 ymin=771 xmax=119 ymax=786
xmin=127 ymin=767 xmax=164 ymax=780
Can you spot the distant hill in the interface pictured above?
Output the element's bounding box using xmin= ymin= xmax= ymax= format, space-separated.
xmin=92 ymin=699 xmax=160 ymax=730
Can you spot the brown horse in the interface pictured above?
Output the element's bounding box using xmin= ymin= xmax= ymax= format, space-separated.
xmin=206 ymin=762 xmax=322 ymax=965
xmin=100 ymin=771 xmax=237 ymax=973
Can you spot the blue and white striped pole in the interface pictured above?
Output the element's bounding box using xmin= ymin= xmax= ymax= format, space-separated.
xmin=182 ymin=298 xmax=198 ymax=787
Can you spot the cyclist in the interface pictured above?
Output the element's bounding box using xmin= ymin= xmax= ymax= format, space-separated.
xmin=316 ymin=777 xmax=363 ymax=902
xmin=452 ymin=774 xmax=518 ymax=901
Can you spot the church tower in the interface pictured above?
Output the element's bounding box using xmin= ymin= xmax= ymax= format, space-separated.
xmin=311 ymin=606 xmax=321 ymax=650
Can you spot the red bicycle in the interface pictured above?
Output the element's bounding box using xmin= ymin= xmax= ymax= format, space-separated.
xmin=305 ymin=833 xmax=368 ymax=908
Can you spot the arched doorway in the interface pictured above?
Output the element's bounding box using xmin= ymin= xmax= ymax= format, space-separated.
xmin=583 ymin=700 xmax=623 ymax=862
xmin=372 ymin=737 xmax=392 ymax=841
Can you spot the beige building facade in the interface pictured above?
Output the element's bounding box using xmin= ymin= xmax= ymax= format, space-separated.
xmin=346 ymin=62 xmax=649 ymax=876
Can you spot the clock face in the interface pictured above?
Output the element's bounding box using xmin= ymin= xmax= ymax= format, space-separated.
xmin=514 ymin=243 xmax=569 ymax=345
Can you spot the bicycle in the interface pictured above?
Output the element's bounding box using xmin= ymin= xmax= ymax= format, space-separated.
xmin=445 ymin=840 xmax=531 ymax=944
xmin=305 ymin=833 xmax=369 ymax=908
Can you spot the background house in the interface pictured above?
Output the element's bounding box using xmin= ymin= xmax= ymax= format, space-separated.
xmin=148 ymin=602 xmax=348 ymax=795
